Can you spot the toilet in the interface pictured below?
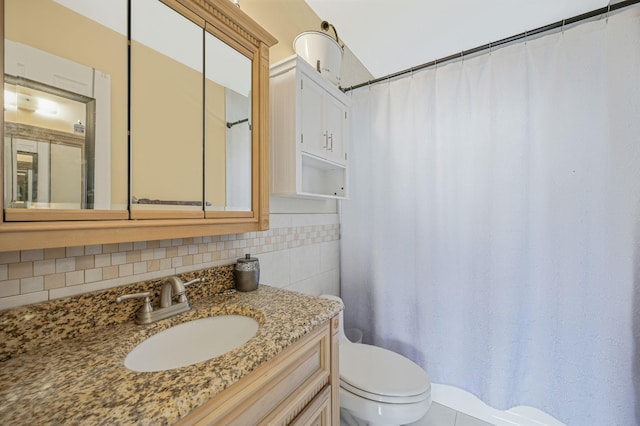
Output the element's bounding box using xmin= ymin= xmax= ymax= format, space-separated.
xmin=321 ymin=295 xmax=432 ymax=425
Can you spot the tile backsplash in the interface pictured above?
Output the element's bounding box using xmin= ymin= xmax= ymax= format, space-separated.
xmin=0 ymin=213 xmax=340 ymax=310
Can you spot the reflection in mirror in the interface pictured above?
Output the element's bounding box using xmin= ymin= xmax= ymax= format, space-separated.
xmin=4 ymin=75 xmax=92 ymax=208
xmin=205 ymin=31 xmax=252 ymax=212
xmin=3 ymin=0 xmax=128 ymax=213
xmin=131 ymin=0 xmax=203 ymax=213
xmin=15 ymin=152 xmax=38 ymax=204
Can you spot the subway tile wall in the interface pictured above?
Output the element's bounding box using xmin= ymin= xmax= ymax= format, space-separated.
xmin=0 ymin=213 xmax=340 ymax=311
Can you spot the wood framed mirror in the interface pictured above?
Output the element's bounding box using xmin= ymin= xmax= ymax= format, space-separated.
xmin=0 ymin=0 xmax=276 ymax=251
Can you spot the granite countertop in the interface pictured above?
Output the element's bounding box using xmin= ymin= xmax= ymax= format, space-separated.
xmin=0 ymin=285 xmax=342 ymax=425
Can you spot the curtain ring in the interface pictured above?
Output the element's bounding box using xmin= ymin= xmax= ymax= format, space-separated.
xmin=606 ymin=2 xmax=611 ymax=23
xmin=561 ymin=19 xmax=566 ymax=35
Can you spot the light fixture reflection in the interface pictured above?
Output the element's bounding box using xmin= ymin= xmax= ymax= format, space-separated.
xmin=35 ymin=98 xmax=59 ymax=115
xmin=4 ymin=90 xmax=17 ymax=109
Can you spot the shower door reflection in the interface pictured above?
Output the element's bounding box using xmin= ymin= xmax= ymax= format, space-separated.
xmin=5 ymin=135 xmax=83 ymax=209
xmin=15 ymin=150 xmax=38 ymax=204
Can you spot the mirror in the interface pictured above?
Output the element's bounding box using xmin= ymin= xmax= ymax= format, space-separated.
xmin=130 ymin=0 xmax=204 ymax=216
xmin=3 ymin=0 xmax=128 ymax=215
xmin=204 ymin=31 xmax=253 ymax=212
xmin=0 ymin=0 xmax=275 ymax=250
xmin=131 ymin=0 xmax=254 ymax=216
xmin=4 ymin=75 xmax=92 ymax=208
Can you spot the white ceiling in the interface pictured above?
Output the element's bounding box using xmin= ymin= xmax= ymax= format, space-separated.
xmin=304 ymin=0 xmax=609 ymax=79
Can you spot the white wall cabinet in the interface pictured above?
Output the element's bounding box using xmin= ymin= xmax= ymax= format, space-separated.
xmin=271 ymin=55 xmax=350 ymax=199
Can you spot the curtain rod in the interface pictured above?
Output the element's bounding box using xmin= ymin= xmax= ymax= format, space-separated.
xmin=341 ymin=0 xmax=640 ymax=93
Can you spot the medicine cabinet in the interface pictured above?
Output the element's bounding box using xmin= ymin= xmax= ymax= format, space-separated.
xmin=0 ymin=0 xmax=276 ymax=251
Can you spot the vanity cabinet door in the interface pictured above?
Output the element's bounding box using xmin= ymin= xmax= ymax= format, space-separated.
xmin=178 ymin=319 xmax=335 ymax=426
xmin=290 ymin=385 xmax=331 ymax=426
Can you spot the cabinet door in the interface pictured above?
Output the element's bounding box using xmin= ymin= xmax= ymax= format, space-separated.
xmin=290 ymin=386 xmax=331 ymax=426
xmin=299 ymin=74 xmax=327 ymax=158
xmin=324 ymin=94 xmax=348 ymax=165
xmin=178 ymin=321 xmax=332 ymax=426
xmin=4 ymin=0 xmax=128 ymax=217
xmin=131 ymin=0 xmax=204 ymax=217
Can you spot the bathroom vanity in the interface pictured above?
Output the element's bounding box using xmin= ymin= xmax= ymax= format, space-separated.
xmin=0 ymin=268 xmax=342 ymax=425
xmin=180 ymin=313 xmax=339 ymax=425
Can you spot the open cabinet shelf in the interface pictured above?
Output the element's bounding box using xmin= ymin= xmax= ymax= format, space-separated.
xmin=300 ymin=153 xmax=347 ymax=199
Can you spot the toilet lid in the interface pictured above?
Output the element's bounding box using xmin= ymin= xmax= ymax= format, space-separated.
xmin=340 ymin=343 xmax=430 ymax=403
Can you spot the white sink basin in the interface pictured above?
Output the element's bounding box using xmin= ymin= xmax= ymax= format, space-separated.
xmin=125 ymin=314 xmax=259 ymax=372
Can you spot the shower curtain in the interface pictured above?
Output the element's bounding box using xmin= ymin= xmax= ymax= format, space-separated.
xmin=340 ymin=8 xmax=640 ymax=426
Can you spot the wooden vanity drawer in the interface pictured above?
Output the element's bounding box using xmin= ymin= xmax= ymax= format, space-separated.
xmin=289 ymin=385 xmax=331 ymax=426
xmin=179 ymin=320 xmax=332 ymax=425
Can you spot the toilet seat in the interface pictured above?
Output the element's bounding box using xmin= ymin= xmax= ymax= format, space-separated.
xmin=319 ymin=295 xmax=432 ymax=424
xmin=340 ymin=342 xmax=431 ymax=404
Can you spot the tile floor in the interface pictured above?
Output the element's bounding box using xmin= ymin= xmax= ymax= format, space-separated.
xmin=422 ymin=402 xmax=494 ymax=426
xmin=340 ymin=402 xmax=494 ymax=426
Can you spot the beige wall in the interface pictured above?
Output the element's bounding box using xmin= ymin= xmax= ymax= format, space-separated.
xmin=130 ymin=42 xmax=203 ymax=204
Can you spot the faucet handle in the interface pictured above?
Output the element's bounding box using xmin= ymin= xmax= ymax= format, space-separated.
xmin=184 ymin=277 xmax=204 ymax=287
xmin=116 ymin=292 xmax=153 ymax=323
xmin=116 ymin=292 xmax=151 ymax=302
xmin=173 ymin=277 xmax=203 ymax=303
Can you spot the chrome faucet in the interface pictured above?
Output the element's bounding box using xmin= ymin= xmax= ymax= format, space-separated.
xmin=117 ymin=276 xmax=204 ymax=325
xmin=160 ymin=276 xmax=191 ymax=307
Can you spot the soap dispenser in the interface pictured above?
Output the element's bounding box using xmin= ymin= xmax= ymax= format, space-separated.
xmin=234 ymin=253 xmax=260 ymax=292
